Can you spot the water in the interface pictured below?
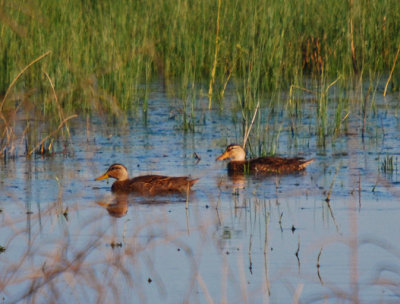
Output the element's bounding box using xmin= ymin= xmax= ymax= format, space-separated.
xmin=1 ymin=85 xmax=400 ymax=303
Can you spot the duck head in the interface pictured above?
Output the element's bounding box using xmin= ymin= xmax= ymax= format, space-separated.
xmin=216 ymin=144 xmax=246 ymax=161
xmin=95 ymin=164 xmax=129 ymax=181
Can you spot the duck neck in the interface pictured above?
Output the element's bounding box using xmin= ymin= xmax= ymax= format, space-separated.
xmin=231 ymin=148 xmax=246 ymax=161
xmin=111 ymin=180 xmax=130 ymax=193
xmin=116 ymin=172 xmax=129 ymax=181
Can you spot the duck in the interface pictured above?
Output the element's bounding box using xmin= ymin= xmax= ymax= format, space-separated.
xmin=216 ymin=144 xmax=314 ymax=174
xmin=95 ymin=164 xmax=198 ymax=195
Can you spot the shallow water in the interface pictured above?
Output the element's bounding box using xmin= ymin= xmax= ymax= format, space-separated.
xmin=1 ymin=86 xmax=400 ymax=303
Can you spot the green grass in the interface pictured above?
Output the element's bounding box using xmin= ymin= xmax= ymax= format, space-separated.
xmin=1 ymin=0 xmax=400 ymax=157
xmin=0 ymin=0 xmax=399 ymax=113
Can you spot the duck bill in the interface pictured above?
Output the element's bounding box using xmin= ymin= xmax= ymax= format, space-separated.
xmin=95 ymin=172 xmax=109 ymax=181
xmin=216 ymin=151 xmax=230 ymax=161
xmin=96 ymin=201 xmax=110 ymax=207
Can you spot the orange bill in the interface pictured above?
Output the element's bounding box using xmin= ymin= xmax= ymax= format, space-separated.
xmin=96 ymin=201 xmax=110 ymax=207
xmin=216 ymin=151 xmax=229 ymax=161
xmin=95 ymin=172 xmax=109 ymax=181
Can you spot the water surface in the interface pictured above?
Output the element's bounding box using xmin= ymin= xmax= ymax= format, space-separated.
xmin=1 ymin=86 xmax=400 ymax=303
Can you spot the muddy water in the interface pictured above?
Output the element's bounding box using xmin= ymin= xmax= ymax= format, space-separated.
xmin=1 ymin=87 xmax=400 ymax=303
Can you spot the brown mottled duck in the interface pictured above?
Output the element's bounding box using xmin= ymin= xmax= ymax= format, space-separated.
xmin=95 ymin=164 xmax=198 ymax=195
xmin=216 ymin=144 xmax=314 ymax=174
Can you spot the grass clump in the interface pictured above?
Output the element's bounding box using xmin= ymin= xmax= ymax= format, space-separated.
xmin=0 ymin=0 xmax=399 ymax=112
xmin=1 ymin=0 xmax=400 ymax=157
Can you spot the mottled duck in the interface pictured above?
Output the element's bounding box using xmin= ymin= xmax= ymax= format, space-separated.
xmin=216 ymin=144 xmax=314 ymax=174
xmin=95 ymin=164 xmax=198 ymax=195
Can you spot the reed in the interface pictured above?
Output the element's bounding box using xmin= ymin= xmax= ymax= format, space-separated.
xmin=208 ymin=0 xmax=222 ymax=109
xmin=0 ymin=0 xmax=399 ymax=113
xmin=381 ymin=155 xmax=396 ymax=174
xmin=1 ymin=0 xmax=400 ymax=159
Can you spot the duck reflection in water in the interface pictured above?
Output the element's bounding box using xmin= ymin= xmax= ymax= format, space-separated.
xmin=96 ymin=193 xmax=194 ymax=218
xmin=228 ymin=173 xmax=247 ymax=190
xmin=97 ymin=194 xmax=129 ymax=218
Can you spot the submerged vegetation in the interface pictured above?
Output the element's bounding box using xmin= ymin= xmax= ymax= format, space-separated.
xmin=381 ymin=155 xmax=397 ymax=174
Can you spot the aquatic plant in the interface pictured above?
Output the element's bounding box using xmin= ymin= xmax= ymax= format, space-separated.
xmin=0 ymin=0 xmax=398 ymax=161
xmin=380 ymin=155 xmax=397 ymax=174
xmin=0 ymin=51 xmax=76 ymax=159
xmin=0 ymin=0 xmax=399 ymax=112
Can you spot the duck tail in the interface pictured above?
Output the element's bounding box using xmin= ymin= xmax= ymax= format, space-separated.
xmin=300 ymin=158 xmax=315 ymax=169
xmin=189 ymin=177 xmax=200 ymax=187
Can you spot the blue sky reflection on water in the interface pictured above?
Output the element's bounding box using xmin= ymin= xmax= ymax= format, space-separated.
xmin=1 ymin=89 xmax=400 ymax=303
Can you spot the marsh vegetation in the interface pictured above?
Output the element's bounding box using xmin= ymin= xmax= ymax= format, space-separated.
xmin=1 ymin=0 xmax=400 ymax=303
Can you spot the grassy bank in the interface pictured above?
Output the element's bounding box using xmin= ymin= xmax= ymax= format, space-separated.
xmin=0 ymin=0 xmax=399 ymax=111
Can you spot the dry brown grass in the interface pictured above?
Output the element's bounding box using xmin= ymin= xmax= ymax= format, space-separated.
xmin=0 ymin=51 xmax=76 ymax=159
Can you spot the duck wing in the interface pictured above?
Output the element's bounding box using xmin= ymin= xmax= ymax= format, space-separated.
xmin=250 ymin=156 xmax=314 ymax=173
xmin=113 ymin=175 xmax=198 ymax=195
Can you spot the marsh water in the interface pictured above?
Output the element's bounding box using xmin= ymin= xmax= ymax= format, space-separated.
xmin=1 ymin=84 xmax=400 ymax=303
